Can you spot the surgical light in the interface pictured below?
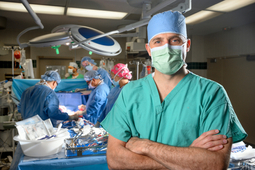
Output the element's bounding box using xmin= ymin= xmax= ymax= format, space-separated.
xmin=66 ymin=8 xmax=127 ymax=19
xmin=185 ymin=10 xmax=222 ymax=25
xmin=207 ymin=0 xmax=255 ymax=12
xmin=0 ymin=2 xmax=64 ymax=15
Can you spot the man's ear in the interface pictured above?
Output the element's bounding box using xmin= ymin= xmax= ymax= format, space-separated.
xmin=145 ymin=43 xmax=151 ymax=56
xmin=186 ymin=39 xmax=191 ymax=52
xmin=54 ymin=81 xmax=58 ymax=87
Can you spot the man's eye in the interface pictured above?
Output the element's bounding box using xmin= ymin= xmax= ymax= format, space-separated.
xmin=154 ymin=40 xmax=161 ymax=44
xmin=172 ymin=39 xmax=180 ymax=42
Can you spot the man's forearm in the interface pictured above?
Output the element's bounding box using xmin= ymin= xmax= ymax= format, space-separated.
xmin=107 ymin=138 xmax=167 ymax=169
xmin=144 ymin=139 xmax=231 ymax=170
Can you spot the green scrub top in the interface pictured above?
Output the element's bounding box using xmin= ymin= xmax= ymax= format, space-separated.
xmin=66 ymin=74 xmax=84 ymax=79
xmin=101 ymin=72 xmax=247 ymax=147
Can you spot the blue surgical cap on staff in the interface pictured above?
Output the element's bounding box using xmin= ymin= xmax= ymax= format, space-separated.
xmin=147 ymin=11 xmax=187 ymax=43
xmin=84 ymin=70 xmax=101 ymax=81
xmin=41 ymin=70 xmax=61 ymax=84
xmin=81 ymin=56 xmax=97 ymax=65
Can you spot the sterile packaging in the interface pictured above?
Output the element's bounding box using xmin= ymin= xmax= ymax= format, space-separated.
xmin=21 ymin=121 xmax=48 ymax=140
xmin=15 ymin=116 xmax=54 ymax=140
xmin=230 ymin=141 xmax=255 ymax=161
xmin=14 ymin=128 xmax=70 ymax=157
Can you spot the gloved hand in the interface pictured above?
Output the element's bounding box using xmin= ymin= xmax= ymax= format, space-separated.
xmin=74 ymin=110 xmax=85 ymax=115
xmin=94 ymin=121 xmax=100 ymax=128
xmin=78 ymin=104 xmax=86 ymax=111
xmin=59 ymin=105 xmax=67 ymax=112
xmin=65 ymin=73 xmax=70 ymax=79
xmin=69 ymin=114 xmax=79 ymax=121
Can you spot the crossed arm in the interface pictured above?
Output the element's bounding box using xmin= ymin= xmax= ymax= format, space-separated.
xmin=107 ymin=130 xmax=232 ymax=170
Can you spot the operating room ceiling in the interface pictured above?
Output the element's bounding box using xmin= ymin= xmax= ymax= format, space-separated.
xmin=0 ymin=0 xmax=255 ymax=37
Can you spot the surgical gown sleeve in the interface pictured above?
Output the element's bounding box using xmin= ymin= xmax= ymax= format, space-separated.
xmin=44 ymin=92 xmax=69 ymax=121
xmin=85 ymin=91 xmax=107 ymax=120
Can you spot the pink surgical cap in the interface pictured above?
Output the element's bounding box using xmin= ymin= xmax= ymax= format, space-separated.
xmin=111 ymin=63 xmax=132 ymax=79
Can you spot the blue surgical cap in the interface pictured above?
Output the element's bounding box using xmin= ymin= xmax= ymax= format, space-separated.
xmin=41 ymin=70 xmax=61 ymax=84
xmin=84 ymin=70 xmax=101 ymax=81
xmin=147 ymin=11 xmax=187 ymax=43
xmin=81 ymin=56 xmax=97 ymax=65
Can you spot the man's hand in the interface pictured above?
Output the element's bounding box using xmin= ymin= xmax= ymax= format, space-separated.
xmin=190 ymin=129 xmax=228 ymax=151
xmin=69 ymin=114 xmax=79 ymax=121
xmin=126 ymin=137 xmax=151 ymax=155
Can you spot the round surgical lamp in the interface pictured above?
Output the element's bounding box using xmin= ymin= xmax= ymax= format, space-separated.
xmin=52 ymin=24 xmax=122 ymax=56
xmin=28 ymin=32 xmax=71 ymax=47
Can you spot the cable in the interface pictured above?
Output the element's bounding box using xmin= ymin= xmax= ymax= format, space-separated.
xmin=16 ymin=26 xmax=40 ymax=48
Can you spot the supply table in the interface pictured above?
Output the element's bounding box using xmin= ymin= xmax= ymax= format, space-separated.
xmin=15 ymin=146 xmax=108 ymax=170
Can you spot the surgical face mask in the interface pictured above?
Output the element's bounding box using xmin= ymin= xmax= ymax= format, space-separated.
xmin=150 ymin=43 xmax=185 ymax=75
xmin=112 ymin=79 xmax=120 ymax=87
xmin=85 ymin=64 xmax=93 ymax=71
xmin=88 ymin=82 xmax=96 ymax=89
xmin=68 ymin=69 xmax=73 ymax=74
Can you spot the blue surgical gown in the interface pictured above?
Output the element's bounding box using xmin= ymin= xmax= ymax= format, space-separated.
xmin=97 ymin=84 xmax=123 ymax=123
xmin=97 ymin=68 xmax=112 ymax=90
xmin=85 ymin=82 xmax=110 ymax=124
xmin=18 ymin=84 xmax=69 ymax=127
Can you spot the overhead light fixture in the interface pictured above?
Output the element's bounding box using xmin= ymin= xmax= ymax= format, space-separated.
xmin=207 ymin=0 xmax=255 ymax=12
xmin=67 ymin=8 xmax=127 ymax=19
xmin=185 ymin=10 xmax=222 ymax=25
xmin=0 ymin=2 xmax=64 ymax=15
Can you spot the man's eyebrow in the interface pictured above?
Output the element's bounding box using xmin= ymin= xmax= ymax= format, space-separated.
xmin=151 ymin=37 xmax=162 ymax=42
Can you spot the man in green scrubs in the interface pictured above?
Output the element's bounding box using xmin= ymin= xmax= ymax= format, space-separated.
xmin=101 ymin=11 xmax=247 ymax=169
xmin=65 ymin=62 xmax=84 ymax=79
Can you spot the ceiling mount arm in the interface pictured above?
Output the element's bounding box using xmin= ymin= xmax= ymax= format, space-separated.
xmin=171 ymin=0 xmax=192 ymax=14
xmin=143 ymin=0 xmax=177 ymax=18
xmin=17 ymin=0 xmax=44 ymax=48
xmin=20 ymin=0 xmax=44 ymax=29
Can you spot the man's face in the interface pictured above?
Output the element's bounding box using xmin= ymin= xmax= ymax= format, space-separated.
xmin=110 ymin=72 xmax=115 ymax=80
xmin=82 ymin=61 xmax=91 ymax=67
xmin=86 ymin=80 xmax=91 ymax=85
xmin=145 ymin=33 xmax=191 ymax=61
xmin=53 ymin=81 xmax=58 ymax=89
xmin=68 ymin=66 xmax=77 ymax=73
xmin=68 ymin=66 xmax=74 ymax=70
xmin=110 ymin=71 xmax=121 ymax=82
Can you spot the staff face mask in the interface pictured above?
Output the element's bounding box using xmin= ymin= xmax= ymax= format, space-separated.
xmin=88 ymin=82 xmax=96 ymax=89
xmin=112 ymin=78 xmax=121 ymax=87
xmin=85 ymin=64 xmax=93 ymax=71
xmin=150 ymin=43 xmax=185 ymax=75
xmin=68 ymin=69 xmax=73 ymax=74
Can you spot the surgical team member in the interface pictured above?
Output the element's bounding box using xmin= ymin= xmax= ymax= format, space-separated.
xmin=65 ymin=62 xmax=84 ymax=79
xmin=76 ymin=70 xmax=110 ymax=124
xmin=81 ymin=56 xmax=112 ymax=89
xmin=18 ymin=70 xmax=78 ymax=127
xmin=101 ymin=11 xmax=247 ymax=170
xmin=95 ymin=63 xmax=132 ymax=127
